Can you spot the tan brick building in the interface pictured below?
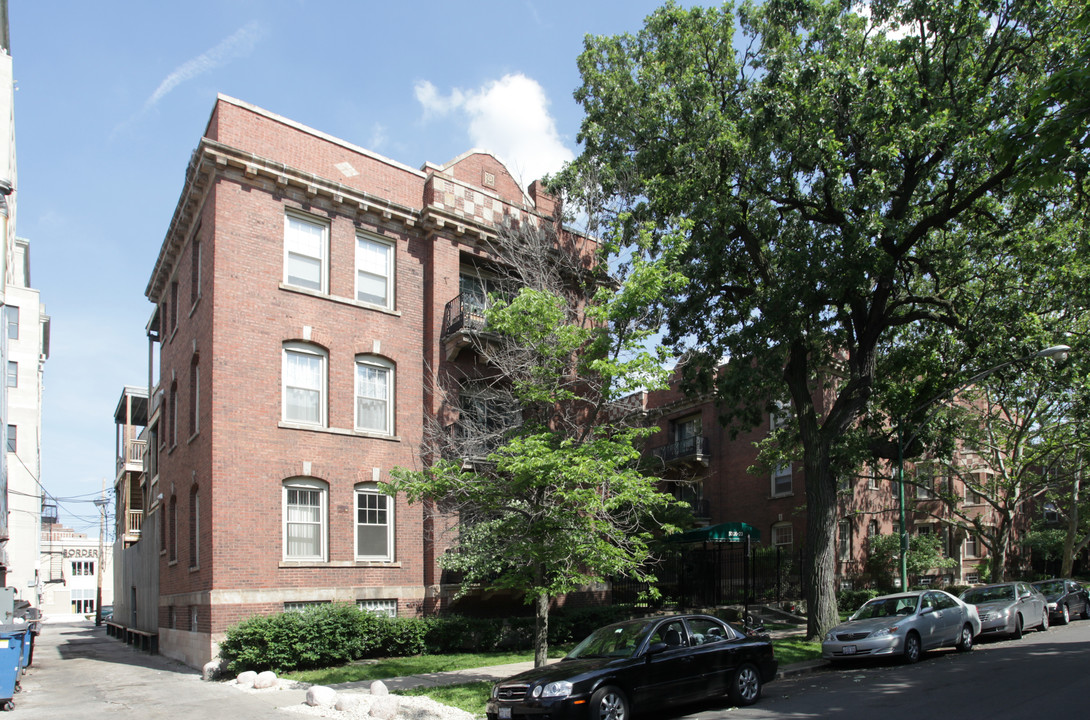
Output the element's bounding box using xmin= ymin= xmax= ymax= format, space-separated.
xmin=128 ymin=95 xmax=567 ymax=667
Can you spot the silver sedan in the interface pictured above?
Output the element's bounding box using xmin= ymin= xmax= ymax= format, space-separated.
xmin=959 ymin=582 xmax=1049 ymax=639
xmin=823 ymin=590 xmax=981 ymax=664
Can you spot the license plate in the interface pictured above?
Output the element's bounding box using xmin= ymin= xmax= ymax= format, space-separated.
xmin=842 ymin=645 xmax=856 ymax=655
xmin=499 ymin=708 xmax=512 ymax=719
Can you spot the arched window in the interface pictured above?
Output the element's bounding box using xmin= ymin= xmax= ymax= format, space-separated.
xmin=355 ymin=356 xmax=394 ymax=434
xmin=283 ymin=342 xmax=327 ymax=426
xmin=283 ymin=478 xmax=327 ymax=560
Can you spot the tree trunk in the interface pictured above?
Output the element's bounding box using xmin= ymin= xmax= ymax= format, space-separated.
xmin=803 ymin=448 xmax=839 ymax=641
xmin=1062 ymin=456 xmax=1081 ymax=578
xmin=991 ymin=519 xmax=1012 ymax=582
xmin=533 ymin=591 xmax=549 ymax=668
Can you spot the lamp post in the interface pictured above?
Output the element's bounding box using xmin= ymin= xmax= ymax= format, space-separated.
xmin=895 ymin=345 xmax=1071 ymax=590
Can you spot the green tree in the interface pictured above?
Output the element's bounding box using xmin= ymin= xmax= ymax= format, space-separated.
xmin=387 ymin=215 xmax=687 ymax=667
xmin=866 ymin=532 xmax=955 ymax=592
xmin=559 ymin=0 xmax=1085 ymax=639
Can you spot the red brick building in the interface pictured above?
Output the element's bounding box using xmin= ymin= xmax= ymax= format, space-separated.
xmin=131 ymin=95 xmax=570 ymax=667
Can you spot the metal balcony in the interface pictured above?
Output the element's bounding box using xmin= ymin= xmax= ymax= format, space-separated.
xmin=651 ymin=435 xmax=711 ymax=467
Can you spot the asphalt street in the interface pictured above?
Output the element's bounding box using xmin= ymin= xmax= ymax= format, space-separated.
xmin=670 ymin=616 xmax=1090 ymax=719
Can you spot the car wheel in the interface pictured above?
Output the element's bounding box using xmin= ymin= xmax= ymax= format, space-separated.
xmin=589 ymin=685 xmax=629 ymax=720
xmin=728 ymin=662 xmax=762 ymax=706
xmin=902 ymin=632 xmax=922 ymax=664
xmin=1060 ymin=604 xmax=1070 ymax=625
xmin=1082 ymin=601 xmax=1090 ymax=620
xmin=1039 ymin=609 xmax=1050 ymax=632
xmin=955 ymin=623 xmax=973 ymax=652
xmin=1012 ymin=614 xmax=1023 ymax=639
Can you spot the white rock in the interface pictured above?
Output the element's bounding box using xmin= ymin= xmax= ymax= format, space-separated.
xmin=335 ymin=694 xmax=363 ymax=711
xmin=235 ymin=671 xmax=257 ymax=687
xmin=306 ymin=685 xmax=338 ymax=707
xmin=369 ymin=694 xmax=400 ymax=719
xmin=202 ymin=659 xmax=224 ymax=681
xmin=369 ymin=679 xmax=389 ymax=696
xmin=253 ymin=670 xmax=279 ymax=689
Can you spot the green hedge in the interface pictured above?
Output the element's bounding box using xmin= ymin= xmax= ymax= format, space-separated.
xmin=836 ymin=588 xmax=879 ymax=614
xmin=219 ymin=604 xmax=639 ymax=674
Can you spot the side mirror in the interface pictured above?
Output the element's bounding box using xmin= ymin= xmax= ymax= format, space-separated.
xmin=919 ymin=606 xmax=934 ymax=615
xmin=646 ymin=642 xmax=668 ymax=656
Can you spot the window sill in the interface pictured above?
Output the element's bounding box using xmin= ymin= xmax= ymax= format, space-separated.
xmin=279 ymin=560 xmax=402 ymax=569
xmin=278 ymin=422 xmax=400 ymax=442
xmin=279 ymin=283 xmax=401 ymax=316
xmin=187 ymin=431 xmax=199 ymax=445
xmin=189 ymin=565 xmax=200 ymax=573
xmin=189 ymin=295 xmax=201 ymax=318
xmin=168 ymin=560 xmax=178 ymax=567
xmin=770 ymin=492 xmax=794 ymax=500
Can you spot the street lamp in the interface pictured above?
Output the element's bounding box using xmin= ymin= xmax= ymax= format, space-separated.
xmin=894 ymin=345 xmax=1071 ymax=590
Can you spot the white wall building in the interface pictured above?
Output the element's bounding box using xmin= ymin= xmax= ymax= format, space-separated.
xmin=39 ymin=523 xmax=112 ymax=622
xmin=6 ymin=238 xmax=49 ymax=604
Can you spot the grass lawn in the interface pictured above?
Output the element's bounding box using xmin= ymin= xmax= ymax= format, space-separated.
xmin=398 ymin=681 xmax=493 ymax=717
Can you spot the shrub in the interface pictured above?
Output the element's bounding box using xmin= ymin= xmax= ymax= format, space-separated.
xmin=219 ymin=603 xmax=381 ymax=674
xmin=836 ymin=588 xmax=879 ymax=614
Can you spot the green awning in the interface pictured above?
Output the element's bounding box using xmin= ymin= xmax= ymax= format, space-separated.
xmin=668 ymin=521 xmax=761 ymax=543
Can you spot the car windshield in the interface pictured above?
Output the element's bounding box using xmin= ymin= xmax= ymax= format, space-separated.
xmin=567 ymin=618 xmax=658 ymax=660
xmin=1033 ymin=580 xmax=1064 ymax=596
xmin=962 ymin=585 xmax=1015 ymax=604
xmin=851 ymin=595 xmax=918 ymax=620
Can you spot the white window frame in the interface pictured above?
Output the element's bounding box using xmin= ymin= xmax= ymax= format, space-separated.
xmin=355 ymin=356 xmax=394 ymax=434
xmin=355 ymin=233 xmax=395 ymax=308
xmin=964 ymin=534 xmax=980 ymax=558
xmin=6 ymin=360 xmax=16 ymax=388
xmin=282 ymin=343 xmax=327 ymax=426
xmin=772 ymin=464 xmax=792 ymax=497
xmin=838 ymin=519 xmax=851 ymax=562
xmin=283 ymin=478 xmax=328 ymax=561
xmin=772 ymin=523 xmax=793 ymax=550
xmin=355 ymin=482 xmax=394 ymax=562
xmin=284 ymin=212 xmax=328 ymax=292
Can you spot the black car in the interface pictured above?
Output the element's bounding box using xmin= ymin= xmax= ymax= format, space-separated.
xmin=486 ymin=614 xmax=777 ymax=720
xmin=1031 ymin=578 xmax=1090 ymax=625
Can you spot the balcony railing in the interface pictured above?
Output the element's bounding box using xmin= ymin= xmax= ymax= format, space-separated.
xmin=441 ymin=294 xmax=489 ymax=338
xmin=126 ymin=510 xmax=144 ymax=537
xmin=116 ymin=439 xmax=147 ymax=473
xmin=651 ymin=435 xmax=710 ymax=465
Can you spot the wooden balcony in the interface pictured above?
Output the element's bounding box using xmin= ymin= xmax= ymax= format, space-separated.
xmin=116 ymin=439 xmax=147 ymax=475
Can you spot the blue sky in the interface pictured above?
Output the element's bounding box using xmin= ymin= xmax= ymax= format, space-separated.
xmin=9 ymin=1 xmax=672 ymax=534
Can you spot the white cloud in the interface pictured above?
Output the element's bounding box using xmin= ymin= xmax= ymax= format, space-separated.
xmin=414 ymin=73 xmax=574 ymax=188
xmin=144 ymin=21 xmax=266 ymax=111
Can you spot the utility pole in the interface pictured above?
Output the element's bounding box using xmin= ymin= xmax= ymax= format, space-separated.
xmin=94 ymin=478 xmax=107 ymax=626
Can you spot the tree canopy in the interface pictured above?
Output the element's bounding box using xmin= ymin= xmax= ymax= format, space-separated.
xmin=559 ymin=0 xmax=1088 ymax=639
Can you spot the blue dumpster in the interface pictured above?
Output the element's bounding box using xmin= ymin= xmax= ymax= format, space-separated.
xmin=0 ymin=625 xmax=28 ymax=710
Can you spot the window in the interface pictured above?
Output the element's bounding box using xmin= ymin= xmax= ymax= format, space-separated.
xmin=189 ymin=606 xmax=199 ymax=632
xmin=965 ymin=572 xmax=980 ymax=584
xmin=6 ymin=425 xmax=14 ymax=453
xmin=189 ymin=485 xmax=199 ymax=569
xmin=772 ymin=465 xmax=792 ymax=496
xmin=355 ymin=483 xmax=394 ymax=561
xmin=170 ymin=280 xmax=179 ymax=331
xmin=356 ymin=234 xmax=394 ymax=307
xmin=838 ymin=519 xmax=851 ymax=562
xmin=71 ymin=588 xmax=95 ymax=614
xmin=284 ymin=213 xmax=328 ymax=291
xmin=169 ymin=494 xmax=178 ymax=562
xmin=355 ymin=356 xmax=393 ymax=433
xmin=915 ymin=472 xmax=935 ymax=499
xmin=357 ymin=599 xmax=398 ymax=618
xmin=284 ymin=601 xmax=331 ymax=613
xmin=772 ymin=523 xmax=793 ymax=550
xmin=1043 ymin=502 xmax=1059 ymax=523
xmin=964 ymin=534 xmax=980 ymax=558
xmin=283 ymin=343 xmax=326 ymax=425
xmin=190 ymin=233 xmax=201 ymax=306
xmin=673 ymin=415 xmax=703 ymax=456
xmin=169 ymin=606 xmax=177 ymax=629
xmin=867 ymin=520 xmax=879 ymax=539
xmin=5 ymin=305 xmax=18 ymax=340
xmin=169 ymin=382 xmax=178 ymax=447
xmin=770 ymin=401 xmax=792 ymax=431
xmin=6 ymin=361 xmax=15 ymax=388
xmin=917 ymin=524 xmax=933 ymax=535
xmin=283 ymin=478 xmax=327 ymax=560
xmin=71 ymin=561 xmax=95 ymax=576
xmin=965 ymin=484 xmax=983 ymax=505
xmin=189 ymin=358 xmax=200 ymax=437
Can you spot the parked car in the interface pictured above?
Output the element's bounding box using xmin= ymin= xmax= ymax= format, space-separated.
xmin=485 ymin=614 xmax=777 ymax=720
xmin=1031 ymin=578 xmax=1090 ymax=625
xmin=822 ymin=590 xmax=981 ymax=664
xmin=959 ymin=582 xmax=1049 ymax=638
